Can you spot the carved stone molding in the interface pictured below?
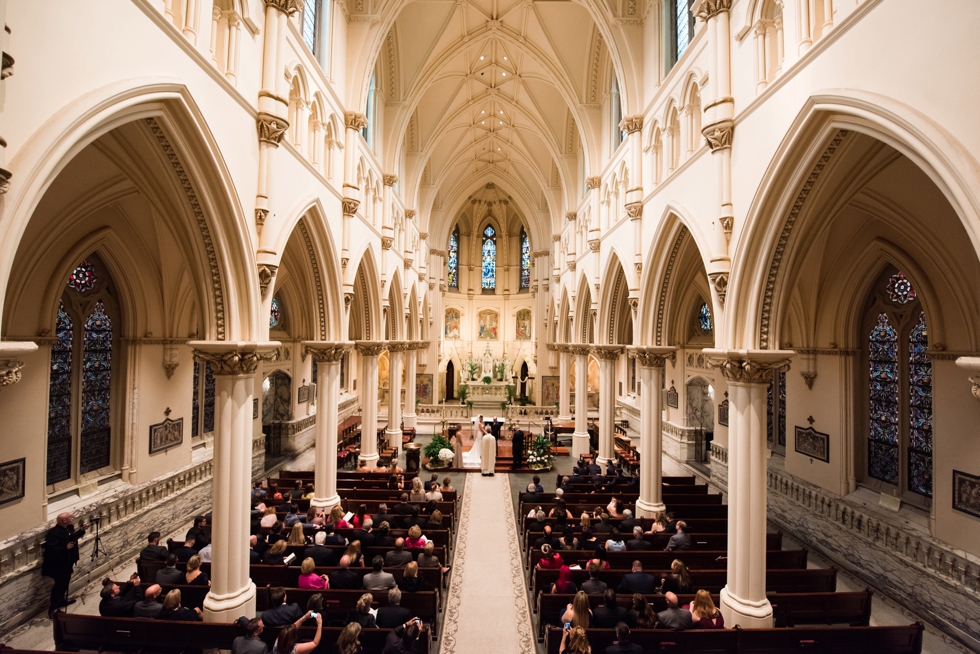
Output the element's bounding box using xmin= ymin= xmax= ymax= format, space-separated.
xmin=702 ymin=121 xmax=734 ymax=151
xmin=381 ymin=237 xmax=394 ymax=250
xmin=625 ymin=202 xmax=643 ymax=220
xmin=801 ymin=371 xmax=817 ymax=389
xmin=303 ymin=341 xmax=354 ymax=363
xmin=405 ymin=209 xmax=416 ymax=219
xmin=255 ymin=208 xmax=269 ymax=230
xmin=565 ymin=212 xmax=577 ymax=221
xmin=704 ymin=349 xmax=794 ymax=384
xmin=419 ymin=232 xmax=428 ymax=241
xmin=708 ymin=271 xmax=729 ymax=305
xmin=383 ymin=174 xmax=398 ymax=186
xmin=355 ymin=341 xmax=387 ymax=357
xmin=341 ymin=198 xmax=360 ymax=217
xmin=692 ymin=0 xmax=732 ymax=21
xmin=265 ymin=0 xmax=301 ymax=15
xmin=568 ymin=261 xmax=576 ymax=271
xmin=588 ymin=240 xmax=601 ymax=253
xmin=344 ymin=111 xmax=369 ymax=131
xmin=257 ymin=264 xmax=278 ymax=298
xmin=619 ymin=115 xmax=644 ymax=134
xmin=629 ymin=346 xmax=676 ymax=368
xmin=586 ymin=176 xmax=601 ymax=190
xmin=256 ymin=112 xmax=290 ymax=146
xmin=344 ymin=293 xmax=353 ymax=311
xmin=0 ymin=360 xmax=26 ymax=388
xmin=190 ymin=342 xmax=281 ymax=376
xmin=591 ymin=345 xmax=623 ymax=361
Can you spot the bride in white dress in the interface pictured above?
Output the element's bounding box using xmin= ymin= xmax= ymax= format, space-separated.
xmin=461 ymin=415 xmax=487 ymax=468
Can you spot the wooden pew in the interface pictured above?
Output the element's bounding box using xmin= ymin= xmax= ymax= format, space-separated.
xmin=525 ymin=549 xmax=808 ymax=575
xmin=523 ymin=528 xmax=783 ymax=553
xmin=530 ymin=567 xmax=838 ymax=597
xmin=521 ymin=503 xmax=730 ymax=525
xmin=542 ymin=624 xmax=923 ymax=654
xmin=255 ymin=586 xmax=440 ymax=632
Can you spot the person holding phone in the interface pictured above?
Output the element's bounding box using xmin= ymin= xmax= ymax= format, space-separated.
xmin=559 ymin=625 xmax=592 ymax=654
xmin=382 ymin=618 xmax=423 ymax=654
xmin=43 ymin=513 xmax=87 ymax=616
xmin=273 ymin=612 xmax=322 ymax=654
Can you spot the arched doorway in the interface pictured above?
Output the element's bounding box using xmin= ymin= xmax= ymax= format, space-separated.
xmin=520 ymin=361 xmax=529 ymax=398
xmin=445 ymin=360 xmax=455 ymax=401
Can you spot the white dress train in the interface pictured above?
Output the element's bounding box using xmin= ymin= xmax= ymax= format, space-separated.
xmin=461 ymin=427 xmax=483 ymax=468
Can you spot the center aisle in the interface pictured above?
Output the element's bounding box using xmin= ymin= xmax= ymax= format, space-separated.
xmin=440 ymin=473 xmax=535 ymax=654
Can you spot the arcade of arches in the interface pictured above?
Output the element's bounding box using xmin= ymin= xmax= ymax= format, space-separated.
xmin=1 ymin=0 xmax=979 ymax=650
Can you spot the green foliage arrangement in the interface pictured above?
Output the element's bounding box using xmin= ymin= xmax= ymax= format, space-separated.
xmin=423 ymin=434 xmax=454 ymax=461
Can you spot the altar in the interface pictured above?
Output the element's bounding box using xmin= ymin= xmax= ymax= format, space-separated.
xmin=459 ymin=380 xmax=511 ymax=407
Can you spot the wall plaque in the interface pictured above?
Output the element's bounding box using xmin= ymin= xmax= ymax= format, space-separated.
xmin=0 ymin=458 xmax=25 ymax=506
xmin=953 ymin=470 xmax=980 ymax=519
xmin=794 ymin=425 xmax=829 ymax=463
xmin=149 ymin=418 xmax=183 ymax=455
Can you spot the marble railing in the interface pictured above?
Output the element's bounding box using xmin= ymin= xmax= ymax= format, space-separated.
xmin=418 ymin=404 xmax=471 ymax=419
xmin=765 ymin=464 xmax=980 ymax=650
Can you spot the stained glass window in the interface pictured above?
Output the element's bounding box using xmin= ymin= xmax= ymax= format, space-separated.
xmin=67 ymin=260 xmax=96 ymax=293
xmin=766 ymin=371 xmax=786 ymax=448
xmin=675 ymin=0 xmax=693 ymax=62
xmin=203 ymin=362 xmax=215 ymax=433
xmin=481 ymin=225 xmax=496 ymax=290
xmin=887 ymin=271 xmax=916 ymax=305
xmin=698 ymin=302 xmax=713 ymax=333
xmin=302 ymin=0 xmax=319 ymax=53
xmin=47 ymin=301 xmax=74 ymax=485
xmin=868 ymin=312 xmax=899 ymax=485
xmin=447 ymin=225 xmax=459 ymax=289
xmin=270 ymin=296 xmax=282 ymax=328
xmin=191 ymin=361 xmax=200 ymax=439
xmin=908 ymin=311 xmax=932 ymax=497
xmin=79 ymin=300 xmax=112 ymax=474
xmin=520 ymin=227 xmax=531 ymax=290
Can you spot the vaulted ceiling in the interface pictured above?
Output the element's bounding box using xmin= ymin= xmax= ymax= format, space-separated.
xmin=376 ymin=0 xmax=618 ymax=244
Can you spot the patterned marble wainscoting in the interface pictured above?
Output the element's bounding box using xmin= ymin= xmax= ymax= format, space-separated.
xmin=662 ymin=421 xmax=698 ymax=462
xmin=708 ymin=442 xmax=728 ymax=490
xmin=764 ymin=464 xmax=980 ymax=651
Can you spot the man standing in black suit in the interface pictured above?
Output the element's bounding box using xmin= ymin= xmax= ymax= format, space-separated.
xmin=42 ymin=513 xmax=86 ymax=616
xmin=511 ymin=423 xmax=525 ymax=470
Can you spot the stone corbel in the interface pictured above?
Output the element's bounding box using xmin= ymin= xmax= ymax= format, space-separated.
xmin=619 ymin=115 xmax=644 ymax=134
xmin=383 ymin=174 xmax=398 ymax=187
xmin=954 ymin=357 xmax=980 ymax=399
xmin=344 ymin=112 xmax=369 ymax=131
xmin=163 ymin=343 xmax=180 ymax=380
xmin=256 ymin=112 xmax=289 ymax=146
xmin=799 ymin=350 xmax=817 ymax=389
xmin=255 ymin=208 xmax=269 ymax=232
xmin=405 ymin=209 xmax=416 ymax=220
xmin=625 ymin=202 xmax=643 ymax=220
xmin=565 ymin=212 xmax=577 ymax=221
xmin=344 ymin=293 xmax=353 ymax=312
xmin=568 ymin=261 xmax=576 ymax=272
xmin=258 ymin=264 xmax=278 ymax=298
xmin=381 ymin=237 xmax=394 ymax=250
xmin=588 ymin=239 xmax=601 ymax=253
xmin=341 ymin=198 xmax=360 ymax=217
xmin=702 ymin=120 xmax=734 ymax=152
xmin=586 ymin=177 xmax=601 ymax=190
xmin=708 ymin=272 xmax=729 ymax=305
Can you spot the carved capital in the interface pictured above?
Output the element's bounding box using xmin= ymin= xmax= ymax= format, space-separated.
xmin=404 ymin=258 xmax=414 ymax=269
xmin=630 ymin=346 xmax=676 ymax=368
xmin=381 ymin=237 xmax=394 ymax=250
xmin=634 ymin=262 xmax=642 ymax=275
xmin=0 ymin=360 xmax=26 ymax=388
xmin=405 ymin=209 xmax=416 ymax=220
xmin=565 ymin=212 xmax=577 ymax=221
xmin=342 ymin=198 xmax=360 ymax=217
xmin=801 ymin=371 xmax=817 ymax=389
xmin=704 ymin=349 xmax=794 ymax=384
xmin=190 ymin=342 xmax=281 ymax=376
xmin=692 ymin=0 xmax=732 ymax=22
xmin=344 ymin=293 xmax=353 ymax=311
xmin=588 ymin=239 xmax=601 ymax=253
xmin=619 ymin=115 xmax=644 ymax=134
xmin=383 ymin=174 xmax=398 ymax=187
xmin=552 ymin=234 xmax=561 ymax=242
xmin=345 ymin=111 xmax=369 ymax=131
xmin=303 ymin=341 xmax=354 ymax=363
xmin=625 ymin=202 xmax=643 ymax=220
xmin=258 ymin=264 xmax=278 ymax=298
xmin=591 ymin=345 xmax=623 ymax=361
xmin=355 ymin=341 xmax=387 ymax=357
xmin=702 ymin=121 xmax=734 ymax=151
xmin=586 ymin=176 xmax=601 ymax=190
xmin=265 ymin=0 xmax=301 ymax=15
xmin=720 ymin=216 xmax=733 ymax=234
xmin=627 ymin=298 xmax=639 ymax=314
xmin=419 ymin=232 xmax=428 ymax=241
xmin=567 ymin=261 xmax=576 ymax=272
xmin=256 ymin=112 xmax=290 ymax=146
xmin=708 ymin=272 xmax=729 ymax=305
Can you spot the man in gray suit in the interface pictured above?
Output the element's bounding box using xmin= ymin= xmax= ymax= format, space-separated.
xmin=363 ymin=555 xmax=397 ymax=591
xmin=664 ymin=521 xmax=691 ymax=552
xmin=154 ymin=554 xmax=182 ymax=585
xmin=657 ymin=593 xmax=694 ymax=631
xmin=385 ymin=538 xmax=413 ymax=567
xmin=232 ymin=617 xmax=270 ymax=654
xmin=132 ymin=584 xmax=163 ymax=618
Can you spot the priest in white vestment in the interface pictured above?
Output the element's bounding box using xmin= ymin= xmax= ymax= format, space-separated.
xmin=481 ymin=429 xmax=497 ymax=476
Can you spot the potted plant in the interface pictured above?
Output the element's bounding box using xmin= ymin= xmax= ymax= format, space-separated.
xmin=423 ymin=435 xmax=454 ymax=470
xmin=495 ymin=362 xmax=506 ymax=382
xmin=482 ymin=375 xmax=492 ymax=385
xmin=457 ymin=384 xmax=469 ymax=406
xmin=527 ymin=434 xmax=554 ymax=471
xmin=467 ymin=361 xmax=479 ymax=381
xmin=500 ymin=401 xmax=508 ymax=412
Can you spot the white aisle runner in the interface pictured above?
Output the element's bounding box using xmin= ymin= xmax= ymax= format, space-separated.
xmin=440 ymin=473 xmax=535 ymax=654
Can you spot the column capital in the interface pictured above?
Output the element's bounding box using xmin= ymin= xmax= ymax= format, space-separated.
xmin=702 ymin=120 xmax=734 ymax=152
xmin=386 ymin=340 xmax=415 ymax=353
xmin=565 ymin=211 xmax=577 ymax=221
xmin=405 ymin=209 xmax=417 ymax=220
xmin=383 ymin=174 xmax=398 ymax=187
xmin=955 ymin=357 xmax=980 ymax=399
xmin=629 ymin=346 xmax=676 ymax=368
xmin=341 ymin=198 xmax=360 ymax=217
xmin=0 ymin=342 xmax=38 ymax=389
xmin=568 ymin=344 xmax=592 ymax=357
xmin=704 ymin=348 xmax=794 ymax=384
xmin=355 ymin=340 xmax=387 ymax=357
xmin=625 ymin=202 xmax=643 ymax=220
xmin=265 ymin=0 xmax=301 ymax=15
xmin=256 ymin=113 xmax=290 ymax=146
xmin=619 ymin=115 xmax=644 ymax=134
xmin=586 ymin=176 xmax=601 ymax=190
xmin=302 ymin=341 xmax=354 ymax=362
xmin=590 ymin=345 xmax=623 ymax=361
xmin=190 ymin=341 xmax=281 ymax=375
xmin=344 ymin=111 xmax=369 ymax=131
xmin=692 ymin=0 xmax=732 ymax=22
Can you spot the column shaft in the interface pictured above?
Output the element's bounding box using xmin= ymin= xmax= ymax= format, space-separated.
xmin=637 ymin=363 xmax=665 ymax=516
xmin=559 ymin=351 xmax=572 ymax=420
xmin=572 ymin=351 xmax=589 ymax=458
xmin=312 ymin=359 xmax=341 ymax=509
xmin=596 ymin=355 xmax=616 ymax=465
xmin=403 ymin=347 xmax=418 ymax=429
xmin=360 ymin=352 xmax=380 ymax=465
xmin=387 ymin=348 xmax=403 ymax=450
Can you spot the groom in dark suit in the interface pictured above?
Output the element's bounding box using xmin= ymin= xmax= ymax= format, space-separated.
xmin=511 ymin=424 xmax=525 ymax=470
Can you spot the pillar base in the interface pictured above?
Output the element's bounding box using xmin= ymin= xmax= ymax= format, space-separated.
xmin=635 ymin=498 xmax=667 ymax=518
xmin=358 ymin=452 xmax=380 ymax=468
xmin=403 ymin=413 xmax=417 ymax=429
xmin=203 ymin=581 xmax=256 ymax=622
xmin=719 ymin=586 xmax=773 ymax=629
xmin=595 ymin=455 xmax=614 ymax=469
xmin=386 ymin=428 xmax=402 ymax=452
xmin=310 ymin=493 xmax=341 ymax=510
xmin=571 ymin=431 xmax=590 ymax=458
xmin=558 ymin=414 xmax=572 ymax=422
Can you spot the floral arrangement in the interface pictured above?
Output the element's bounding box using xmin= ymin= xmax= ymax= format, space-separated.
xmin=527 ymin=434 xmax=554 ymax=470
xmin=438 ymin=448 xmax=454 ymax=462
xmin=423 ymin=435 xmax=454 ymax=463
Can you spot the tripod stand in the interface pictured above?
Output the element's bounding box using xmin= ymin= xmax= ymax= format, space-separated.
xmin=89 ymin=517 xmax=108 ymax=561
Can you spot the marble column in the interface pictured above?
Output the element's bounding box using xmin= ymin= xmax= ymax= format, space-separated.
xmin=558 ymin=347 xmax=572 ymax=421
xmin=403 ymin=342 xmax=419 ymax=429
xmin=190 ymin=341 xmax=279 ymax=622
xmin=592 ymin=345 xmax=622 ymax=466
xmin=571 ymin=345 xmax=591 ymax=459
xmin=356 ymin=341 xmax=385 ymax=467
xmin=386 ymin=343 xmax=404 ymax=451
xmin=631 ymin=347 xmax=675 ymax=517
xmin=303 ymin=342 xmax=353 ymax=510
xmin=706 ymin=348 xmax=794 ymax=629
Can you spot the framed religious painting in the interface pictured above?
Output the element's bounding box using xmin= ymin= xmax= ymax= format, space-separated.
xmin=794 ymin=425 xmax=830 ymax=463
xmin=952 ymin=470 xmax=980 ymax=519
xmin=445 ymin=308 xmax=461 ymax=339
xmin=515 ymin=308 xmax=532 ymax=339
xmin=416 ymin=374 xmax=433 ymax=404
xmin=149 ymin=418 xmax=183 ymax=455
xmin=478 ymin=309 xmax=499 ymax=340
xmin=0 ymin=458 xmax=25 ymax=507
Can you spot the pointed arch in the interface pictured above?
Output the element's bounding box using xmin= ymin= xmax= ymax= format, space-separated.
xmin=348 ymin=248 xmax=382 ymax=342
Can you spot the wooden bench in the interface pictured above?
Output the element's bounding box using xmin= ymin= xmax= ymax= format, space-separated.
xmin=523 ymin=529 xmax=782 ymax=553
xmin=525 ymin=549 xmax=808 ymax=576
xmin=530 ymin=567 xmax=838 ymax=598
xmin=521 ymin=503 xmax=730 ymax=526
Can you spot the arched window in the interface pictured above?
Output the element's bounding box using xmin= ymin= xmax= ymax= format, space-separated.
xmin=697 ymin=301 xmax=713 ymax=334
xmin=191 ymin=360 xmax=216 ymax=440
xmin=519 ymin=227 xmax=531 ymax=290
xmin=362 ymin=72 xmax=377 ymax=147
xmin=481 ymin=225 xmax=496 ymax=291
xmin=611 ymin=76 xmax=624 ymax=150
xmin=47 ymin=255 xmax=118 ymax=488
xmin=302 ymin=0 xmax=320 ymax=53
xmin=863 ymin=268 xmax=932 ymax=503
xmin=270 ymin=296 xmax=282 ymax=328
xmin=668 ymin=0 xmax=695 ymax=69
xmin=447 ymin=224 xmax=460 ymax=289
xmin=766 ymin=371 xmax=786 ymax=455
